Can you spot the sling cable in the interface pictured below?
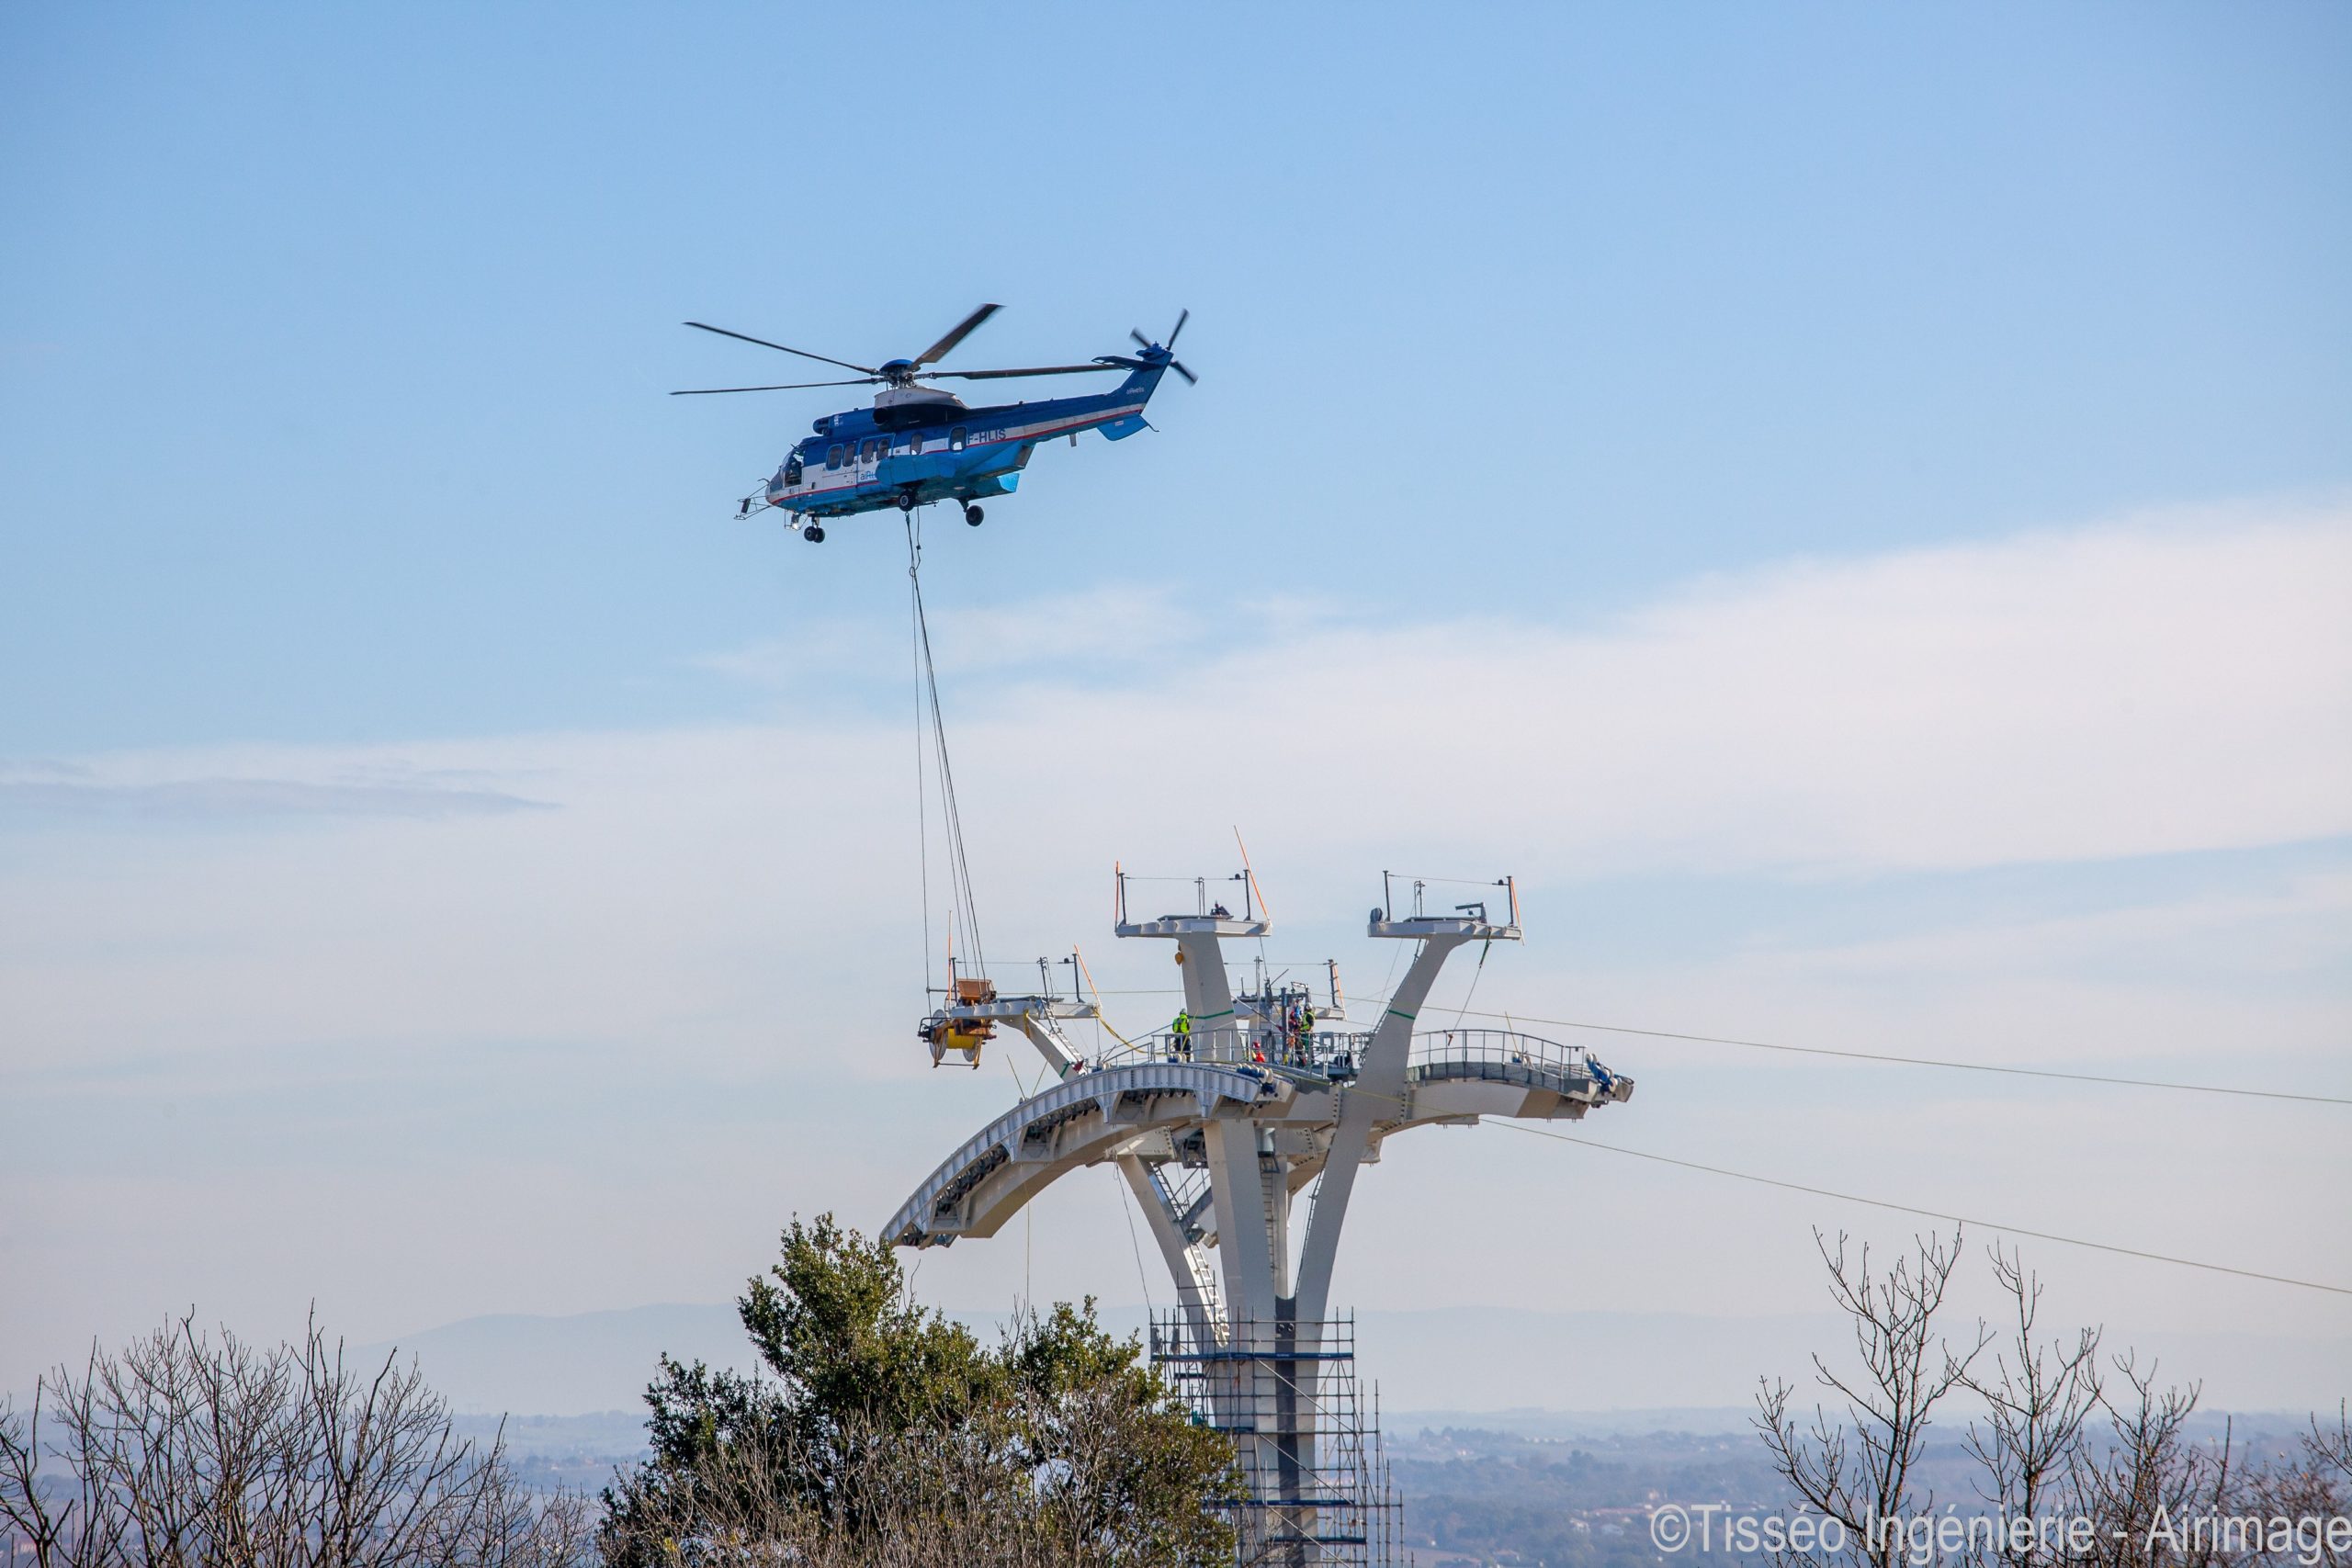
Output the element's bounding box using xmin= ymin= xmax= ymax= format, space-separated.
xmin=908 ymin=514 xmax=998 ymax=1070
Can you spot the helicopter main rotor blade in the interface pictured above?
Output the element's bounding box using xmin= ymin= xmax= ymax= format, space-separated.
xmin=914 ymin=302 xmax=1001 ymax=367
xmin=683 ymin=321 xmax=878 ymax=376
xmin=922 ymin=364 xmax=1125 ymax=380
xmin=671 ymin=378 xmax=880 ymax=395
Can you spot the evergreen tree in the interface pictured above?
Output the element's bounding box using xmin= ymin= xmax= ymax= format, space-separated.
xmin=602 ymin=1215 xmax=1236 ymax=1567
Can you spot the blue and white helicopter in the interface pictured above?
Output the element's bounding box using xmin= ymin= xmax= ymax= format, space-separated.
xmin=673 ymin=303 xmax=1194 ymax=542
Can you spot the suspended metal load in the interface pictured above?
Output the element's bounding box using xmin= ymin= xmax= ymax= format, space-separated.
xmin=919 ymin=977 xmax=999 ymax=1069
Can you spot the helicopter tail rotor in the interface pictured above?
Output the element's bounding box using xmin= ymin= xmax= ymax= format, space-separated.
xmin=1125 ymin=309 xmax=1197 ymax=385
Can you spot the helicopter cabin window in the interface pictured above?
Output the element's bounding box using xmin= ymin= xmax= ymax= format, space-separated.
xmin=862 ymin=438 xmax=883 ymax=465
xmin=825 ymin=445 xmax=843 ymax=471
xmin=949 ymin=426 xmax=967 ymax=452
xmin=905 ymin=433 xmax=922 ymax=455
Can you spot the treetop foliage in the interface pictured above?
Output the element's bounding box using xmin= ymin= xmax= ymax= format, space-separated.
xmin=605 ymin=1214 xmax=1237 ymax=1568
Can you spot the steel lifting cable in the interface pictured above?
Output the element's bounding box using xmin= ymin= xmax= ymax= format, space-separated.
xmin=905 ymin=513 xmax=985 ymax=982
xmin=909 ymin=519 xmax=935 ymax=992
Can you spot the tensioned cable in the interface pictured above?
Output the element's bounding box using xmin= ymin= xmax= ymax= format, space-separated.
xmin=1072 ymin=947 xmax=1146 ymax=1052
xmin=905 ymin=514 xmax=984 ymax=978
xmin=1448 ymin=944 xmax=1490 ymax=1033
xmin=1449 ymin=1008 xmax=2352 ymax=1107
xmin=1001 ymin=1036 xmax=1035 ymax=1101
xmin=1494 ymin=1122 xmax=2352 ymax=1298
xmin=1116 ymin=1168 xmax=1156 ymax=1317
xmin=906 ymin=516 xmax=934 ymax=992
xmin=1046 ymin=986 xmax=2346 ymax=1106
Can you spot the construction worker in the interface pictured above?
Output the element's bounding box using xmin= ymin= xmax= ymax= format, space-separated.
xmin=1171 ymin=1009 xmax=1192 ymax=1062
xmin=1299 ymin=1002 xmax=1317 ymax=1057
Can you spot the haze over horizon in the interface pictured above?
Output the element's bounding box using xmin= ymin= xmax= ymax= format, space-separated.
xmin=348 ymin=1299 xmax=2352 ymax=1422
xmin=6 ymin=3 xmax=2349 ymax=1416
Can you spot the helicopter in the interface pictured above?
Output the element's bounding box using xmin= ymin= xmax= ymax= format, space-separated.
xmin=673 ymin=304 xmax=1194 ymax=541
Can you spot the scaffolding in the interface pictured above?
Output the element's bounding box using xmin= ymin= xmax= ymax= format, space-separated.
xmin=1149 ymin=1311 xmax=1400 ymax=1567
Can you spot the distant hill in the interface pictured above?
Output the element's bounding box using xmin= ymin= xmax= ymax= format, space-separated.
xmin=367 ymin=1302 xmax=2347 ymax=1420
xmin=361 ymin=1303 xmax=755 ymax=1416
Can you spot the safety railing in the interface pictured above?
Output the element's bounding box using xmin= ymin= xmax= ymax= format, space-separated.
xmin=1084 ymin=1024 xmax=1606 ymax=1092
xmin=1091 ymin=1027 xmax=1374 ymax=1077
xmin=1408 ymin=1028 xmax=1600 ymax=1095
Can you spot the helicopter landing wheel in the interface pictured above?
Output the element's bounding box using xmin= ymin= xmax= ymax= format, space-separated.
xmin=963 ymin=503 xmax=984 ymax=527
xmin=897 ymin=491 xmax=917 ymax=513
xmin=803 ymin=523 xmax=826 ymax=543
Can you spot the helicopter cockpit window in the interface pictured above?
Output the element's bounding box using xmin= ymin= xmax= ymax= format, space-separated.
xmin=949 ymin=426 xmax=967 ymax=452
xmin=826 ymin=445 xmax=843 ymax=470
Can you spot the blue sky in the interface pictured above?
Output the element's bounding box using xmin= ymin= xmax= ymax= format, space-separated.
xmin=6 ymin=3 xmax=2347 ymax=748
xmin=5 ymin=4 xmax=2350 ymax=1405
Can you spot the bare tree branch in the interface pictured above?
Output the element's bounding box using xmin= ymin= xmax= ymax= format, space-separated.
xmin=0 ymin=1312 xmax=593 ymax=1568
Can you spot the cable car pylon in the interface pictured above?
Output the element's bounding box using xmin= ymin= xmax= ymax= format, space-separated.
xmin=889 ymin=866 xmax=1636 ymax=1564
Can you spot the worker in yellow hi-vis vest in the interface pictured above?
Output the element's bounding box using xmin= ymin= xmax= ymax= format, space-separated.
xmin=1171 ymin=1009 xmax=1192 ymax=1061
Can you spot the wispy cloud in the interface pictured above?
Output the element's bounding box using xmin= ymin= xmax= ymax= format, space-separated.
xmin=675 ymin=502 xmax=2352 ymax=879
xmin=7 ymin=501 xmax=2343 ymax=1067
xmin=684 ymin=584 xmax=1344 ymax=690
xmin=919 ymin=502 xmax=2352 ymax=880
xmin=0 ymin=771 xmax=554 ymax=821
xmin=6 ymin=502 xmax=2348 ymax=1402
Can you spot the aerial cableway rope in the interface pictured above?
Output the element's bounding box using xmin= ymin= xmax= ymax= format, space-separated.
xmin=907 ymin=514 xmax=985 ymax=987
xmin=1492 ymin=1121 xmax=2352 ymax=1298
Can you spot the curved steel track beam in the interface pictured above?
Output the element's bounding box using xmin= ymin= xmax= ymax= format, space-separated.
xmin=886 ymin=1048 xmax=1633 ymax=1251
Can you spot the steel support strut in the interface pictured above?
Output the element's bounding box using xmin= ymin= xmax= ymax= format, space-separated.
xmin=1292 ymin=931 xmax=1473 ymax=1330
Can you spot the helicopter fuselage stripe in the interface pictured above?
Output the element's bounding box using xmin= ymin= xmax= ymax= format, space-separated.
xmin=769 ymin=402 xmax=1147 ymax=506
